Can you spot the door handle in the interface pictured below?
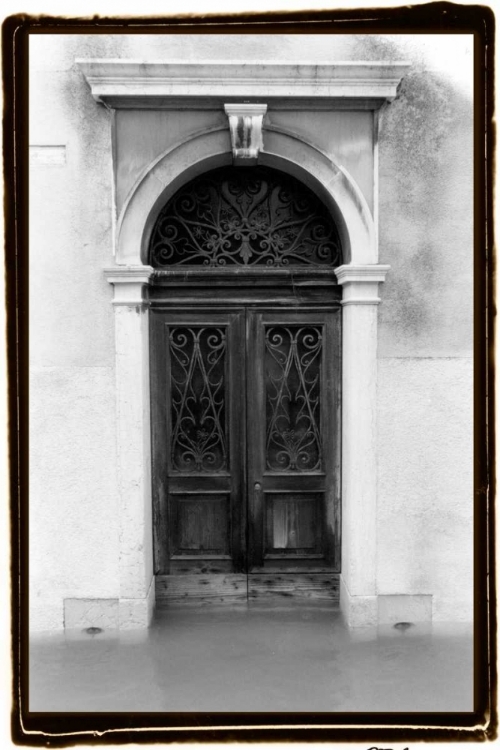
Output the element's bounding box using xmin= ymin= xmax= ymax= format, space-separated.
xmin=253 ymin=482 xmax=262 ymax=503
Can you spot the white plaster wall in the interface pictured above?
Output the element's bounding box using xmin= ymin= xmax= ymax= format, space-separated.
xmin=266 ymin=110 xmax=374 ymax=212
xmin=115 ymin=110 xmax=228 ymax=212
xmin=377 ymin=358 xmax=473 ymax=621
xmin=115 ymin=109 xmax=374 ymax=216
xmin=30 ymin=36 xmax=120 ymax=631
xmin=371 ymin=35 xmax=473 ymax=620
xmin=29 ymin=33 xmax=473 ymax=630
xmin=30 ymin=367 xmax=119 ymax=630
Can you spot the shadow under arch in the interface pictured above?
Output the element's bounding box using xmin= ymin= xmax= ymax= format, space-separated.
xmin=116 ymin=126 xmax=377 ymax=267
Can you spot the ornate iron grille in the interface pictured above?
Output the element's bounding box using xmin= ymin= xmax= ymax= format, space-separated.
xmin=149 ymin=167 xmax=342 ymax=268
xmin=169 ymin=326 xmax=227 ymax=473
xmin=265 ymin=325 xmax=322 ymax=472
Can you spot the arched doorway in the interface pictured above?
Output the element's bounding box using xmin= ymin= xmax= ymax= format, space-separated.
xmin=149 ymin=166 xmax=342 ymax=603
xmin=92 ymin=60 xmax=402 ymax=626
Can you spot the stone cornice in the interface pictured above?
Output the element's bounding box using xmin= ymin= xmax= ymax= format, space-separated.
xmin=76 ymin=60 xmax=410 ymax=109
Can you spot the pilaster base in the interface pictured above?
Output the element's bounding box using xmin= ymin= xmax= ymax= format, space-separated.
xmin=340 ymin=579 xmax=435 ymax=627
xmin=63 ymin=578 xmax=155 ymax=631
xmin=339 ymin=576 xmax=377 ymax=628
xmin=64 ymin=597 xmax=119 ymax=630
xmin=377 ymin=594 xmax=432 ymax=624
xmin=119 ymin=577 xmax=155 ymax=630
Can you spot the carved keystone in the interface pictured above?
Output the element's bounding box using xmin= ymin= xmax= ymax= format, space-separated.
xmin=224 ymin=103 xmax=267 ymax=166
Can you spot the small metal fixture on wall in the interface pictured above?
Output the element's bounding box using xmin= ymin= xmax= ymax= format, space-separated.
xmin=224 ymin=103 xmax=267 ymax=165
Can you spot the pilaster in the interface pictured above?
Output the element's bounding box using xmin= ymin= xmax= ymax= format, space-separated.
xmin=104 ymin=266 xmax=155 ymax=629
xmin=335 ymin=263 xmax=389 ymax=626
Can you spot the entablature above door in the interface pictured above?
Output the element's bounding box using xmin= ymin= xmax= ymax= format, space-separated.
xmin=80 ymin=59 xmax=409 ymax=268
xmin=76 ymin=60 xmax=410 ymax=110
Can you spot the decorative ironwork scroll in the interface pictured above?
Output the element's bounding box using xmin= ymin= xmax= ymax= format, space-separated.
xmin=149 ymin=167 xmax=341 ymax=268
xmin=169 ymin=326 xmax=227 ymax=472
xmin=265 ymin=325 xmax=322 ymax=472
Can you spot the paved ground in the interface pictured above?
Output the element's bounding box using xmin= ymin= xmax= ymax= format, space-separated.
xmin=29 ymin=602 xmax=473 ymax=713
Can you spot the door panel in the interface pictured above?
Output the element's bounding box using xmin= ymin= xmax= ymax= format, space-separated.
xmin=247 ymin=309 xmax=341 ymax=573
xmin=151 ymin=309 xmax=246 ymax=575
xmin=266 ymin=492 xmax=322 ymax=553
xmin=170 ymin=493 xmax=230 ymax=555
xmin=152 ymin=306 xmax=341 ymax=590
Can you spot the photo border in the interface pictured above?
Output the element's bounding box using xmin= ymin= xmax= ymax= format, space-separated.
xmin=4 ymin=5 xmax=495 ymax=743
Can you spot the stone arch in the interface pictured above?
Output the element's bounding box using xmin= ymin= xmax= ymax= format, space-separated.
xmin=116 ymin=127 xmax=377 ymax=267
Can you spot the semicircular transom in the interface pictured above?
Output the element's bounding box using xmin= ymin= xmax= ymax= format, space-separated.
xmin=148 ymin=166 xmax=343 ymax=270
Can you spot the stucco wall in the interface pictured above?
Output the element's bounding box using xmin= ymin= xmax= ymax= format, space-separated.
xmin=373 ymin=37 xmax=473 ymax=620
xmin=29 ymin=33 xmax=473 ymax=630
xmin=30 ymin=37 xmax=120 ymax=630
xmin=377 ymin=359 xmax=473 ymax=621
xmin=115 ymin=109 xmax=374 ymax=216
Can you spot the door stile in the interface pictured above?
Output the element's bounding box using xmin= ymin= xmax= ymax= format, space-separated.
xmin=150 ymin=309 xmax=169 ymax=575
xmin=325 ymin=308 xmax=342 ymax=571
xmin=319 ymin=308 xmax=342 ymax=570
xmin=230 ymin=310 xmax=247 ymax=574
xmin=246 ymin=310 xmax=265 ymax=570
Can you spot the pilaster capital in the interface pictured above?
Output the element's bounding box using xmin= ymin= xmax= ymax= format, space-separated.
xmin=334 ymin=264 xmax=390 ymax=306
xmin=104 ymin=265 xmax=154 ymax=306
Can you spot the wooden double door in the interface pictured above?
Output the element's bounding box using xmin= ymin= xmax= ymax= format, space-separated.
xmin=151 ymin=306 xmax=341 ymax=602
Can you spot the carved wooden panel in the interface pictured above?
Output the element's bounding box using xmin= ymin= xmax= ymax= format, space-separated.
xmin=266 ymin=493 xmax=321 ymax=553
xmin=265 ymin=325 xmax=322 ymax=472
xmin=170 ymin=494 xmax=230 ymax=555
xmin=149 ymin=166 xmax=341 ymax=268
xmin=169 ymin=326 xmax=227 ymax=473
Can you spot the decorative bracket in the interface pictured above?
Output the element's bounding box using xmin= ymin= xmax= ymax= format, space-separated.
xmin=224 ymin=104 xmax=267 ymax=166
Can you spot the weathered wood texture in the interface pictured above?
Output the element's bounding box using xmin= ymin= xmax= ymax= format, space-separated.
xmin=152 ymin=306 xmax=341 ymax=579
xmin=248 ymin=573 xmax=340 ymax=601
xmin=156 ymin=573 xmax=340 ymax=605
xmin=246 ymin=310 xmax=341 ymax=572
xmin=156 ymin=574 xmax=247 ymax=606
xmin=151 ymin=310 xmax=246 ymax=575
xmin=168 ymin=558 xmax=235 ymax=575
